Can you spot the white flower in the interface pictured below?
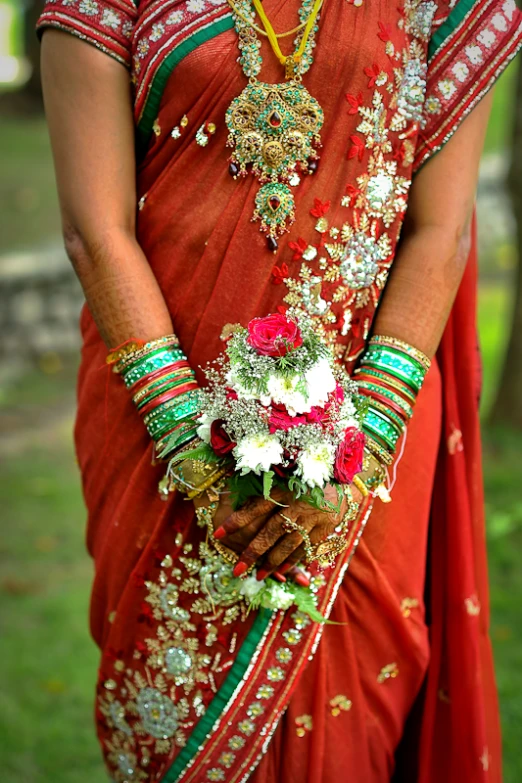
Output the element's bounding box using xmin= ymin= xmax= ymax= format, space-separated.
xmin=266 ymin=373 xmax=308 ymax=415
xmin=234 ymin=433 xmax=283 ymax=475
xmin=296 ymin=442 xmax=335 ymax=488
xmin=303 ymin=358 xmax=336 ymax=408
xmin=196 ymin=412 xmax=215 ymax=443
xmin=101 ymin=8 xmax=120 ymax=28
xmin=239 ymin=574 xmax=265 ymax=600
xmin=187 ymin=0 xmax=206 ymax=12
xmin=262 ymin=584 xmax=294 ymax=610
xmin=227 ymin=368 xmax=269 ymax=403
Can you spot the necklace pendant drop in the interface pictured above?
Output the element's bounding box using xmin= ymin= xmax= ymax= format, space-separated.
xmin=226 ymin=0 xmax=325 ymax=252
xmin=226 ymin=80 xmax=323 ymax=251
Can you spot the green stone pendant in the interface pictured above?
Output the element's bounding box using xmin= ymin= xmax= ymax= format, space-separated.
xmin=225 ymin=80 xmax=324 ymax=252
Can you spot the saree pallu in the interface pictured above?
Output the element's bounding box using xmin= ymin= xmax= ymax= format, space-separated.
xmin=38 ymin=0 xmax=522 ymax=779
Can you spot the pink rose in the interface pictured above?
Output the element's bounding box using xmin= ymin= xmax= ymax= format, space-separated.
xmin=334 ymin=427 xmax=365 ymax=484
xmin=247 ymin=313 xmax=303 ymax=357
xmin=210 ymin=419 xmax=236 ymax=456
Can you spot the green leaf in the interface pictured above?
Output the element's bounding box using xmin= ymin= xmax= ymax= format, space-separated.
xmin=263 ymin=470 xmax=275 ymax=500
xmin=228 ymin=472 xmax=264 ymax=510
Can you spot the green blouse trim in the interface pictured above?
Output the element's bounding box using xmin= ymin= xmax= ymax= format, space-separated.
xmin=428 ymin=0 xmax=480 ymax=59
xmin=136 ymin=14 xmax=234 ymax=152
xmin=161 ymin=607 xmax=273 ymax=783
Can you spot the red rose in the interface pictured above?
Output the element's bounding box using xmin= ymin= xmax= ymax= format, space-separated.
xmin=247 ymin=313 xmax=303 ymax=357
xmin=210 ymin=419 xmax=236 ymax=456
xmin=268 ymin=403 xmax=306 ymax=433
xmin=334 ymin=427 xmax=365 ymax=484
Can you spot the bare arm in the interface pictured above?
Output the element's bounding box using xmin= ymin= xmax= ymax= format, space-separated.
xmin=41 ymin=31 xmax=173 ymax=346
xmin=373 ymin=91 xmax=494 ymax=355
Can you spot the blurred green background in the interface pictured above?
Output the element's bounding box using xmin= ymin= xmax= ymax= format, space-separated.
xmin=0 ymin=12 xmax=521 ymax=783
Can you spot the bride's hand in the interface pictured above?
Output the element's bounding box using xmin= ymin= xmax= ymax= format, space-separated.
xmin=213 ymin=483 xmax=363 ymax=579
xmin=193 ymin=490 xmax=311 ymax=584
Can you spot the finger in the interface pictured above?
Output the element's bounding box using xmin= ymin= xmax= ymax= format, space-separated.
xmin=261 ymin=531 xmax=304 ymax=575
xmin=287 ymin=564 xmax=311 ymax=588
xmin=232 ymin=512 xmax=289 ymax=576
xmin=215 ymin=496 xmax=286 ymax=539
xmin=278 ymin=544 xmax=306 ymax=574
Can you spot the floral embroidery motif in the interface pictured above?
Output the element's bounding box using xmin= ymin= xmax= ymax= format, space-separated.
xmin=295 ymin=714 xmax=313 ymax=736
xmin=329 ymin=694 xmax=352 ymax=716
xmin=377 ymin=662 xmax=399 ymax=683
xmin=464 ymin=594 xmax=481 ymax=616
xmin=400 ymin=597 xmax=419 ymax=617
xmin=277 ymin=5 xmax=438 ymax=362
xmin=97 ymin=542 xmax=250 ymax=781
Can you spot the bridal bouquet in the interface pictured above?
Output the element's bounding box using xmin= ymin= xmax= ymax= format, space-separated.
xmin=166 ymin=312 xmax=367 ymax=509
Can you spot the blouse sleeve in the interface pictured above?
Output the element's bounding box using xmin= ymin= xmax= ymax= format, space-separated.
xmin=36 ymin=0 xmax=137 ymax=69
xmin=413 ymin=0 xmax=522 ymax=171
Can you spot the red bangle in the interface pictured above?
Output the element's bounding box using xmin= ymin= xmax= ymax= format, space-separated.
xmin=356 ymin=370 xmax=415 ymax=404
xmin=130 ymin=361 xmax=193 ymax=392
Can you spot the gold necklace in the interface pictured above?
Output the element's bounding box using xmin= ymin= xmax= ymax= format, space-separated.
xmin=226 ymin=0 xmax=325 ymax=253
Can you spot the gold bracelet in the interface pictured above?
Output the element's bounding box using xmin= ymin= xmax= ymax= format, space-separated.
xmin=113 ymin=334 xmax=181 ymax=371
xmin=364 ymin=435 xmax=394 ymax=466
xmin=352 ymin=475 xmax=369 ymax=497
xmin=370 ymin=335 xmax=431 ymax=372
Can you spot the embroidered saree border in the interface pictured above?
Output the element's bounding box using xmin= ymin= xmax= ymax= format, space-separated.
xmin=163 ymin=497 xmax=373 ymax=783
xmin=36 ymin=10 xmax=133 ymax=67
xmin=135 ymin=10 xmax=234 ymax=152
xmin=162 ymin=608 xmax=274 ymax=782
xmin=414 ymin=0 xmax=522 ymax=171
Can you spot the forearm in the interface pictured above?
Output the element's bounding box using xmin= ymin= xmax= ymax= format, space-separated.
xmin=65 ymin=225 xmax=173 ymax=347
xmin=373 ymin=217 xmax=471 ymax=358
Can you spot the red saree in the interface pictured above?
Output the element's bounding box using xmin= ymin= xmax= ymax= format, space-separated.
xmin=37 ymin=0 xmax=522 ymax=780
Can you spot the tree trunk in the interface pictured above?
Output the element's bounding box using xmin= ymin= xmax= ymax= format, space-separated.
xmin=489 ymin=57 xmax=522 ymax=428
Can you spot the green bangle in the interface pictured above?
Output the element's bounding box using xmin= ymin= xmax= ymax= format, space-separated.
xmin=148 ymin=414 xmax=197 ymax=441
xmin=366 ymin=399 xmax=406 ymax=433
xmin=363 ymin=410 xmax=400 ymax=451
xmin=356 ymin=380 xmax=414 ymax=419
xmin=122 ymin=348 xmax=186 ymax=388
xmin=362 ymin=345 xmax=426 ymax=392
xmin=143 ymin=391 xmax=201 ymax=426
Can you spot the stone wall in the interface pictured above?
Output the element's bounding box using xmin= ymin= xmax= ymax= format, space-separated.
xmin=0 ymin=243 xmax=83 ymax=360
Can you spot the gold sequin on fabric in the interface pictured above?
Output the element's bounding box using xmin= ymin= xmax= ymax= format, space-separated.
xmin=438 ymin=688 xmax=450 ymax=704
xmin=329 ymin=694 xmax=352 ymax=716
xmin=465 ymin=595 xmax=481 ymax=616
xmin=400 ymin=597 xmax=419 ymax=618
xmin=447 ymin=426 xmax=464 ymax=454
xmin=295 ymin=714 xmax=313 ymax=736
xmin=377 ymin=662 xmax=399 ymax=683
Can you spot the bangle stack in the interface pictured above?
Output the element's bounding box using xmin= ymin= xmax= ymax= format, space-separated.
xmin=353 ymin=335 xmax=431 ymax=499
xmin=108 ymin=334 xmax=201 ymax=456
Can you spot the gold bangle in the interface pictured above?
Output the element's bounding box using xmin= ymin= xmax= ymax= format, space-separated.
xmin=352 ymin=475 xmax=369 ymax=497
xmin=364 ymin=435 xmax=394 ymax=466
xmin=370 ymin=335 xmax=431 ymax=372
